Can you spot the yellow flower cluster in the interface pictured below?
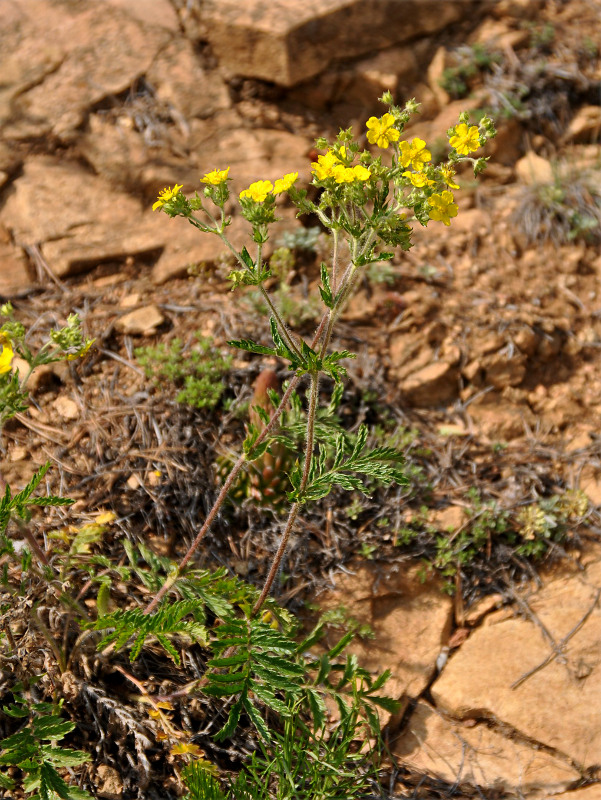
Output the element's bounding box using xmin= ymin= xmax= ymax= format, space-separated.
xmin=0 ymin=337 xmax=13 ymax=374
xmin=311 ymin=150 xmax=371 ymax=184
xmin=240 ymin=172 xmax=299 ymax=202
xmin=152 ymin=184 xmax=183 ymax=211
xmin=365 ymin=113 xmax=400 ymax=149
xmin=201 ymin=167 xmax=230 ymax=186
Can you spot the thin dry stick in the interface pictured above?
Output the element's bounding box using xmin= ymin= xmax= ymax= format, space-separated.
xmin=511 ymin=587 xmax=601 ymax=689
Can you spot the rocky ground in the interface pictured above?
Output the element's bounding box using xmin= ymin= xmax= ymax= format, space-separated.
xmin=1 ymin=0 xmax=601 ymax=798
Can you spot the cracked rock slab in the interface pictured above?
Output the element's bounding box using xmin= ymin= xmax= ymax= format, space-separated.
xmin=392 ymin=701 xmax=580 ymax=796
xmin=201 ymin=0 xmax=483 ymax=86
xmin=317 ymin=562 xmax=453 ymax=707
xmin=431 ymin=557 xmax=601 ymax=770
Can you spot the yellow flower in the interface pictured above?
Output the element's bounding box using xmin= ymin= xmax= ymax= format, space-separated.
xmin=239 ymin=180 xmax=274 ymax=202
xmin=311 ymin=151 xmax=341 ymax=181
xmin=366 ymin=113 xmax=400 ymax=148
xmin=402 ymin=170 xmax=434 ymax=188
xmin=201 ymin=167 xmax=230 ymax=186
xmin=152 ymin=184 xmax=183 ymax=211
xmin=428 ymin=191 xmax=458 ymax=226
xmin=273 ymin=172 xmax=298 ymax=195
xmin=449 ymin=123 xmax=480 ymax=155
xmin=399 ymin=138 xmax=431 ymax=171
xmin=440 ymin=164 xmax=460 ymax=189
xmin=352 ymin=164 xmax=372 ymax=181
xmin=0 ymin=337 xmax=14 ymax=374
xmin=95 ymin=511 xmax=116 ymax=525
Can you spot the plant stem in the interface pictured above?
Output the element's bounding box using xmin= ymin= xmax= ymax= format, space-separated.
xmin=251 ymin=370 xmax=319 ymax=617
xmin=143 ymin=304 xmax=332 ymax=614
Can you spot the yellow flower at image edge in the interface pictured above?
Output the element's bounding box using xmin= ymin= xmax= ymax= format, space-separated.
xmin=0 ymin=337 xmax=14 ymax=374
xmin=153 ymin=184 xmax=183 ymax=211
xmin=428 ymin=191 xmax=458 ymax=226
xmin=273 ymin=172 xmax=298 ymax=195
xmin=449 ymin=123 xmax=480 ymax=155
xmin=240 ymin=180 xmax=274 ymax=202
xmin=366 ymin=113 xmax=400 ymax=149
xmin=201 ymin=167 xmax=230 ymax=186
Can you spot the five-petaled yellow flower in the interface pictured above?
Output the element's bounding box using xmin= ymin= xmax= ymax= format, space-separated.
xmin=273 ymin=172 xmax=298 ymax=195
xmin=0 ymin=337 xmax=14 ymax=374
xmin=366 ymin=113 xmax=400 ymax=149
xmin=311 ymin=151 xmax=341 ymax=181
xmin=440 ymin=165 xmax=460 ymax=189
xmin=201 ymin=167 xmax=230 ymax=186
xmin=449 ymin=124 xmax=480 ymax=155
xmin=153 ymin=184 xmax=183 ymax=211
xmin=399 ymin=138 xmax=431 ymax=172
xmin=428 ymin=191 xmax=458 ymax=226
xmin=402 ymin=170 xmax=434 ymax=188
xmin=240 ymin=180 xmax=274 ymax=202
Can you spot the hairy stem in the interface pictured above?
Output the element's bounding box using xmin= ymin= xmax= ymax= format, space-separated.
xmin=143 ymin=286 xmax=334 ymax=614
xmin=251 ymin=371 xmax=319 ymax=617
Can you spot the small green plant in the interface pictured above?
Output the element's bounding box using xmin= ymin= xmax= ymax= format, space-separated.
xmin=439 ymin=44 xmax=501 ymax=99
xmin=516 ymin=489 xmax=588 ymax=558
xmin=136 ymin=332 xmax=232 ymax=409
xmin=512 ymin=163 xmax=601 ymax=245
xmin=0 ymin=684 xmax=91 ymax=799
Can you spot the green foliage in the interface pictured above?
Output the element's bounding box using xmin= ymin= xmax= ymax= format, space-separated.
xmin=135 ymin=333 xmax=232 ymax=409
xmin=0 ymin=462 xmax=74 ymax=555
xmin=229 ymin=319 xmax=356 ymax=383
xmin=439 ymin=44 xmax=501 ymax=99
xmin=0 ymin=688 xmax=91 ymax=799
xmin=289 ymin=424 xmax=408 ymax=503
xmin=512 ymin=164 xmax=601 ymax=246
xmin=516 ymin=489 xmax=588 ymax=558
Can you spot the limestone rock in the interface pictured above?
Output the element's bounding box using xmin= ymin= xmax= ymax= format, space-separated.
xmin=202 ymin=0 xmax=484 ymax=87
xmin=392 ymin=701 xmax=580 ymax=795
xmin=151 ymin=215 xmax=247 ymax=284
xmin=146 ymin=39 xmax=231 ymax=121
xmin=52 ymin=397 xmax=80 ymax=421
xmin=431 ymin=555 xmax=601 ymax=769
xmin=562 ymin=106 xmax=601 ymax=144
xmin=0 ymin=242 xmax=32 ymax=296
xmin=515 ymin=152 xmax=554 ymax=185
xmin=0 ymin=157 xmax=164 ymax=277
xmin=317 ymin=562 xmax=453 ymax=708
xmin=3 ymin=1 xmax=171 ymax=140
xmin=95 ymin=764 xmax=123 ymax=800
xmin=116 ymin=305 xmax=165 ymax=335
xmin=399 ymin=361 xmax=459 ymax=406
xmin=104 ymin=0 xmax=180 ymax=32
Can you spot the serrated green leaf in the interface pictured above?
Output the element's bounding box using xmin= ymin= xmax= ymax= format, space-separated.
xmin=249 ymin=683 xmax=291 ymax=716
xmin=240 ymin=246 xmax=254 ymax=270
xmin=207 ymin=654 xmax=249 ymax=669
xmin=215 ymin=693 xmax=244 ymax=741
xmin=32 ymin=716 xmax=75 ymax=741
xmin=203 ymin=683 xmax=248 ymax=698
xmin=252 ymin=665 xmax=299 ymax=691
xmin=0 ymin=771 xmax=15 ymax=789
xmin=328 ymin=631 xmax=354 ymax=659
xmin=305 ymin=688 xmax=327 ymax=731
xmin=39 ymin=761 xmax=72 ymax=800
xmin=254 ymin=652 xmax=304 ymax=677
xmin=227 ymin=338 xmax=277 ymax=357
xmin=243 ymin=697 xmax=271 ymax=742
xmin=41 ymin=746 xmax=89 ymax=768
xmin=368 ymin=694 xmax=401 ymax=713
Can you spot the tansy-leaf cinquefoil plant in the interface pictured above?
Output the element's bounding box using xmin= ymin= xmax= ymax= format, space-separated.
xmin=146 ymin=94 xmax=496 ymax=620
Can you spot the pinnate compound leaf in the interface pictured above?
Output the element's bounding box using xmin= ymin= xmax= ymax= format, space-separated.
xmin=32 ymin=717 xmax=75 ymax=741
